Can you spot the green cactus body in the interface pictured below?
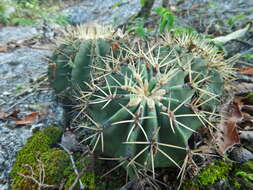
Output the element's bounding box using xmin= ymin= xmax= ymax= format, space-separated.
xmin=48 ymin=39 xmax=110 ymax=94
xmin=48 ymin=24 xmax=114 ymax=95
xmin=48 ymin=25 xmax=233 ymax=177
xmin=48 ymin=42 xmax=79 ymax=94
xmin=77 ymin=33 xmax=231 ymax=176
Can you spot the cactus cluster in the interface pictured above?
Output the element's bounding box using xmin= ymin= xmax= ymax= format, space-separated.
xmin=48 ymin=24 xmax=115 ymax=95
xmin=48 ymin=24 xmax=233 ymax=178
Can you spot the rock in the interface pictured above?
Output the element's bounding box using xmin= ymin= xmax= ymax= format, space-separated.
xmin=0 ymin=30 xmax=64 ymax=190
xmin=0 ymin=126 xmax=31 ymax=190
xmin=63 ymin=0 xmax=163 ymax=26
xmin=0 ymin=47 xmax=51 ymax=93
xmin=63 ymin=0 xmax=140 ymax=25
xmin=240 ymin=131 xmax=253 ymax=143
xmin=61 ymin=130 xmax=83 ymax=152
xmin=0 ymin=27 xmax=38 ymax=46
xmin=36 ymin=21 xmax=63 ymax=42
xmin=0 ymin=184 xmax=8 ymax=190
xmin=229 ymin=147 xmax=253 ymax=162
xmin=62 ymin=0 xmax=142 ymax=25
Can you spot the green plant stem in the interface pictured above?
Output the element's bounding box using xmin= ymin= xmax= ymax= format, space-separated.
xmin=137 ymin=0 xmax=155 ymax=18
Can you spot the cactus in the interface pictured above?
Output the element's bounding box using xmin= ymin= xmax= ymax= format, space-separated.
xmin=76 ymin=32 xmax=233 ymax=177
xmin=48 ymin=24 xmax=115 ymax=95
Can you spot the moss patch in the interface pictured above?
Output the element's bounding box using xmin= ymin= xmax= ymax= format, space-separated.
xmin=10 ymin=126 xmax=63 ymax=190
xmin=235 ymin=159 xmax=253 ymax=184
xmin=184 ymin=160 xmax=253 ymax=190
xmin=63 ymin=155 xmax=96 ymax=190
xmin=63 ymin=156 xmax=125 ymax=190
xmin=10 ymin=126 xmax=124 ymax=190
xmin=196 ymin=161 xmax=232 ymax=186
xmin=64 ymin=170 xmax=96 ymax=190
xmin=184 ymin=161 xmax=233 ymax=189
xmin=246 ymin=92 xmax=253 ymax=103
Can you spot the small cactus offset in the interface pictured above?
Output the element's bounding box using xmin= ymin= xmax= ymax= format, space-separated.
xmin=75 ymin=32 xmax=233 ymax=177
xmin=48 ymin=24 xmax=115 ymax=95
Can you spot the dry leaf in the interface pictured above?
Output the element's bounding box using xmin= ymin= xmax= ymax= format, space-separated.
xmin=216 ymin=102 xmax=241 ymax=153
xmin=212 ymin=24 xmax=250 ymax=44
xmin=190 ymin=3 xmax=208 ymax=9
xmin=0 ymin=46 xmax=8 ymax=52
xmin=0 ymin=111 xmax=5 ymax=119
xmin=233 ymin=96 xmax=245 ymax=106
xmin=0 ymin=39 xmax=37 ymax=53
xmin=0 ymin=109 xmax=20 ymax=121
xmin=8 ymin=110 xmax=20 ymax=120
xmin=238 ymin=67 xmax=253 ymax=75
xmin=15 ymin=112 xmax=39 ymax=125
xmin=110 ymin=42 xmax=119 ymax=51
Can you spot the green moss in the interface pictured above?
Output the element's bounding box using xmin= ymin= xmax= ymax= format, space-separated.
xmin=183 ymin=160 xmax=253 ymax=190
xmin=235 ymin=159 xmax=253 ymax=184
xmin=246 ymin=92 xmax=253 ymax=103
xmin=64 ymin=171 xmax=96 ymax=190
xmin=234 ymin=181 xmax=241 ymax=189
xmin=41 ymin=126 xmax=62 ymax=145
xmin=196 ymin=161 xmax=232 ymax=186
xmin=10 ymin=126 xmax=63 ymax=190
xmin=10 ymin=126 xmax=124 ymax=190
xmin=238 ymin=159 xmax=253 ymax=172
xmin=184 ymin=161 xmax=232 ymax=189
xmin=64 ymin=155 xmax=105 ymax=190
xmin=10 ymin=126 xmax=110 ymax=190
xmin=40 ymin=149 xmax=70 ymax=185
xmin=12 ymin=149 xmax=70 ymax=190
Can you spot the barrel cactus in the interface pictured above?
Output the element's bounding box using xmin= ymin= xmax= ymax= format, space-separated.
xmin=75 ymin=32 xmax=233 ymax=177
xmin=48 ymin=24 xmax=115 ymax=95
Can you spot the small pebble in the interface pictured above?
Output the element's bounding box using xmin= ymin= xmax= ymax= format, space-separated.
xmin=2 ymin=92 xmax=11 ymax=96
xmin=229 ymin=147 xmax=253 ymax=162
xmin=240 ymin=131 xmax=253 ymax=143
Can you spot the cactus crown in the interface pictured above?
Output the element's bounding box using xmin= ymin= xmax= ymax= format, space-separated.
xmin=57 ymin=23 xmax=114 ymax=45
xmin=48 ymin=24 xmax=117 ymax=95
xmin=75 ymin=33 xmax=232 ymax=177
xmin=164 ymin=33 xmax=235 ymax=80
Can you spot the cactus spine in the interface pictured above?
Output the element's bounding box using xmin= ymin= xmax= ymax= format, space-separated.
xmin=76 ymin=32 xmax=232 ymax=177
xmin=48 ymin=24 xmax=234 ymax=178
xmin=48 ymin=24 xmax=114 ymax=95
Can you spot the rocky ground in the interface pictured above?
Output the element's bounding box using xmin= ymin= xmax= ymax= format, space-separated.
xmin=0 ymin=26 xmax=64 ymax=189
xmin=0 ymin=0 xmax=253 ymax=189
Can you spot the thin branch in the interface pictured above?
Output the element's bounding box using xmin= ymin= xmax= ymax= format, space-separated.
xmin=59 ymin=144 xmax=84 ymax=190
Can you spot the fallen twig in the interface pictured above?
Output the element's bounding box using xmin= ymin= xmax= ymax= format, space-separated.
xmin=212 ymin=24 xmax=250 ymax=44
xmin=69 ymin=168 xmax=86 ymax=190
xmin=59 ymin=143 xmax=84 ymax=190
xmin=7 ymin=93 xmax=34 ymax=112
xmin=18 ymin=160 xmax=57 ymax=190
xmin=5 ymin=73 xmax=48 ymax=110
